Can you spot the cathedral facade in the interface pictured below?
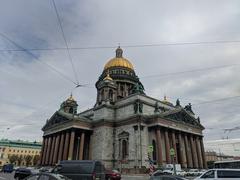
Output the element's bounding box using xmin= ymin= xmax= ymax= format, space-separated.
xmin=40 ymin=47 xmax=207 ymax=171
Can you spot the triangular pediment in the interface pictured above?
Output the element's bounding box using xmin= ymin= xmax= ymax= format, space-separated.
xmin=162 ymin=108 xmax=202 ymax=127
xmin=118 ymin=131 xmax=129 ymax=139
xmin=42 ymin=111 xmax=70 ymax=130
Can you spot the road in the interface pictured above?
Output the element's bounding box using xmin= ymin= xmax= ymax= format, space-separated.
xmin=0 ymin=173 xmax=150 ymax=180
xmin=0 ymin=172 xmax=194 ymax=180
xmin=0 ymin=172 xmax=14 ymax=180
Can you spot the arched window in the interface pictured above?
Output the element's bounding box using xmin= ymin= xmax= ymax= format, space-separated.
xmin=101 ymin=89 xmax=104 ymax=101
xmin=120 ymin=85 xmax=124 ymax=96
xmin=109 ymin=89 xmax=113 ymax=100
xmin=122 ymin=140 xmax=128 ymax=159
xmin=118 ymin=131 xmax=129 ymax=160
xmin=69 ymin=107 xmax=73 ymax=114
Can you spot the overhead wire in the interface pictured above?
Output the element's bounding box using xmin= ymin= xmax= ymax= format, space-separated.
xmin=192 ymin=95 xmax=240 ymax=106
xmin=141 ymin=63 xmax=240 ymax=79
xmin=1 ymin=40 xmax=240 ymax=52
xmin=51 ymin=0 xmax=79 ymax=85
xmin=0 ymin=32 xmax=77 ymax=86
xmin=0 ymin=86 xmax=77 ymax=131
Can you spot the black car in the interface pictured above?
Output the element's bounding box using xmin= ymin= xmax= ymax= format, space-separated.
xmin=23 ymin=172 xmax=70 ymax=180
xmin=150 ymin=174 xmax=188 ymax=180
xmin=14 ymin=168 xmax=39 ymax=180
xmin=52 ymin=160 xmax=106 ymax=180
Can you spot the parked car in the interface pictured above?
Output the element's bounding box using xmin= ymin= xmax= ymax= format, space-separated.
xmin=23 ymin=172 xmax=70 ymax=180
xmin=163 ymin=164 xmax=182 ymax=175
xmin=194 ymin=169 xmax=240 ymax=179
xmin=14 ymin=167 xmax=39 ymax=180
xmin=2 ymin=164 xmax=14 ymax=173
xmin=105 ymin=169 xmax=121 ymax=180
xmin=52 ymin=160 xmax=106 ymax=180
xmin=187 ymin=169 xmax=201 ymax=176
xmin=150 ymin=174 xmax=188 ymax=180
xmin=39 ymin=166 xmax=53 ymax=173
xmin=176 ymin=170 xmax=186 ymax=177
xmin=151 ymin=170 xmax=165 ymax=177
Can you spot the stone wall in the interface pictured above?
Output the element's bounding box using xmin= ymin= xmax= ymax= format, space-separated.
xmin=91 ymin=126 xmax=113 ymax=168
xmin=93 ymin=106 xmax=115 ymax=121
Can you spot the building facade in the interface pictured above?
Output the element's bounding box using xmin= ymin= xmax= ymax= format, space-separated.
xmin=40 ymin=47 xmax=207 ymax=170
xmin=205 ymin=151 xmax=238 ymax=162
xmin=0 ymin=139 xmax=41 ymax=166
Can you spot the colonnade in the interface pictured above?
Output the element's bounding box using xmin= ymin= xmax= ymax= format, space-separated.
xmin=155 ymin=128 xmax=207 ymax=169
xmin=40 ymin=128 xmax=89 ymax=166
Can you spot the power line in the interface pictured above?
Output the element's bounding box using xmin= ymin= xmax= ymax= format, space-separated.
xmin=0 ymin=32 xmax=77 ymax=85
xmin=70 ymin=63 xmax=240 ymax=88
xmin=1 ymin=40 xmax=240 ymax=52
xmin=192 ymin=95 xmax=240 ymax=106
xmin=141 ymin=63 xmax=240 ymax=79
xmin=51 ymin=0 xmax=79 ymax=85
xmin=0 ymin=86 xmax=77 ymax=130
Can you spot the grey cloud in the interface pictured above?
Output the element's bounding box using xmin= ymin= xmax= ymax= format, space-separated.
xmin=0 ymin=0 xmax=240 ymax=148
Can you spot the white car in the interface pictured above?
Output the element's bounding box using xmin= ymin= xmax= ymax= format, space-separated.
xmin=187 ymin=169 xmax=201 ymax=176
xmin=176 ymin=170 xmax=186 ymax=176
xmin=194 ymin=169 xmax=240 ymax=179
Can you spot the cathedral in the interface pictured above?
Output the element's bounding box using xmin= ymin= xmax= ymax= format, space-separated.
xmin=40 ymin=47 xmax=207 ymax=172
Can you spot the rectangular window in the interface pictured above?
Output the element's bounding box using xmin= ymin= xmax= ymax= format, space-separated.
xmin=217 ymin=170 xmax=240 ymax=178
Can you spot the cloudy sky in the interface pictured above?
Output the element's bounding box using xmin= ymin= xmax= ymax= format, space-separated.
xmin=0 ymin=0 xmax=240 ymax=155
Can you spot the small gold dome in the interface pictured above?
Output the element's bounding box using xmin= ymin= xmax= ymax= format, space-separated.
xmin=104 ymin=47 xmax=134 ymax=70
xmin=67 ymin=94 xmax=75 ymax=101
xmin=163 ymin=95 xmax=169 ymax=103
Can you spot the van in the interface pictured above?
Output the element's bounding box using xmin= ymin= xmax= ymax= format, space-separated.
xmin=194 ymin=169 xmax=240 ymax=179
xmin=163 ymin=164 xmax=181 ymax=175
xmin=53 ymin=160 xmax=106 ymax=180
xmin=2 ymin=164 xmax=14 ymax=173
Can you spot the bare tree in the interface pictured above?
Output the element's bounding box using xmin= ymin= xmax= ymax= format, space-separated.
xmin=33 ymin=155 xmax=40 ymax=166
xmin=9 ymin=154 xmax=18 ymax=164
xmin=17 ymin=155 xmax=23 ymax=166
xmin=24 ymin=155 xmax=33 ymax=167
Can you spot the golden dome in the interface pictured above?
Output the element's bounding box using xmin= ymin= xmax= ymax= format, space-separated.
xmin=104 ymin=47 xmax=134 ymax=70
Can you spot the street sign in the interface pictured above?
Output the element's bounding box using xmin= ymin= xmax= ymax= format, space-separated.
xmin=170 ymin=148 xmax=175 ymax=156
xmin=148 ymin=145 xmax=154 ymax=153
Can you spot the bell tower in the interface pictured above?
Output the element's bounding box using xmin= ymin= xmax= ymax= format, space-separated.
xmin=96 ymin=72 xmax=117 ymax=105
xmin=60 ymin=94 xmax=78 ymax=114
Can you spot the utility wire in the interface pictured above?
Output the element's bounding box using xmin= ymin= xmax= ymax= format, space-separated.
xmin=0 ymin=32 xmax=77 ymax=85
xmin=0 ymin=86 xmax=77 ymax=129
xmin=192 ymin=95 xmax=240 ymax=106
xmin=51 ymin=0 xmax=79 ymax=85
xmin=1 ymin=40 xmax=240 ymax=52
xmin=68 ymin=62 xmax=240 ymax=88
xmin=141 ymin=63 xmax=240 ymax=79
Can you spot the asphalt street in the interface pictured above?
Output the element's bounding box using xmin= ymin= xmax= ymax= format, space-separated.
xmin=0 ymin=172 xmax=195 ymax=180
xmin=0 ymin=172 xmax=15 ymax=180
xmin=0 ymin=173 xmax=150 ymax=180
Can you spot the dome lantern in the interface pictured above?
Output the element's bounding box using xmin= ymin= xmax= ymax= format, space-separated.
xmin=116 ymin=46 xmax=123 ymax=58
